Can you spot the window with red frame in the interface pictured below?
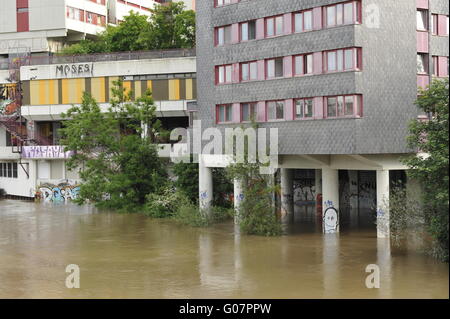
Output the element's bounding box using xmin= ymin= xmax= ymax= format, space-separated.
xmin=266 ymin=58 xmax=284 ymax=79
xmin=217 ymin=104 xmax=233 ymax=123
xmin=417 ymin=10 xmax=429 ymax=31
xmin=432 ymin=56 xmax=439 ymax=76
xmin=266 ymin=101 xmax=285 ymax=121
xmin=89 ymin=0 xmax=106 ymax=5
xmin=241 ymin=102 xmax=257 ymax=122
xmin=240 ymin=20 xmax=256 ymax=41
xmin=325 ymin=1 xmax=360 ymax=28
xmin=241 ymin=61 xmax=258 ymax=81
xmin=294 ymin=10 xmax=313 ymax=33
xmin=216 ymin=65 xmax=232 ymax=84
xmin=431 ymin=14 xmax=438 ymax=35
xmin=325 ymin=48 xmax=361 ymax=72
xmin=265 ymin=15 xmax=283 ymax=37
xmin=417 ymin=53 xmax=429 ymax=74
xmin=325 ymin=95 xmax=361 ymax=118
xmin=295 ymin=98 xmax=314 ymax=119
xmin=216 ymin=25 xmax=232 ymax=46
xmin=67 ymin=6 xmax=85 ymax=22
xmin=294 ymin=54 xmax=313 ymax=75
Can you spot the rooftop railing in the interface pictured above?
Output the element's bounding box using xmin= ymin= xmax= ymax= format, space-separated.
xmin=0 ymin=48 xmax=196 ymax=70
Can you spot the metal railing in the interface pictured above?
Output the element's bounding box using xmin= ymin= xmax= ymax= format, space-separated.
xmin=0 ymin=48 xmax=196 ymax=70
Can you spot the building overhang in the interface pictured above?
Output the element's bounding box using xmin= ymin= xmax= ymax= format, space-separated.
xmin=21 ymin=100 xmax=193 ymax=121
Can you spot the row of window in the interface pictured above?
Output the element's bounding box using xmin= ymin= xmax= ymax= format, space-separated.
xmin=417 ymin=54 xmax=449 ymax=77
xmin=216 ymin=95 xmax=363 ymax=123
xmin=0 ymin=163 xmax=18 ymax=179
xmin=88 ymin=0 xmax=106 ymax=5
xmin=66 ymin=6 xmax=106 ymax=26
xmin=215 ymin=1 xmax=361 ymax=46
xmin=216 ymin=48 xmax=362 ymax=84
xmin=417 ymin=10 xmax=449 ymax=36
xmin=117 ymin=0 xmax=151 ymax=11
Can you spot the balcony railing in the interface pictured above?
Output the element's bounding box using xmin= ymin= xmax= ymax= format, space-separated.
xmin=0 ymin=48 xmax=196 ymax=70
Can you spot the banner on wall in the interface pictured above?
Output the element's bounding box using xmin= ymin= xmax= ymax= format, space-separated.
xmin=22 ymin=146 xmax=74 ymax=159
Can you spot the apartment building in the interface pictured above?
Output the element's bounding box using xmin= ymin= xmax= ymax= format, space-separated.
xmin=195 ymin=0 xmax=449 ymax=236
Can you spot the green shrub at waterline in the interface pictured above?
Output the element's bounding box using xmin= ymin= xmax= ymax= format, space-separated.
xmin=238 ymin=181 xmax=282 ymax=236
xmin=144 ymin=187 xmax=233 ymax=226
xmin=144 ymin=186 xmax=191 ymax=218
xmin=173 ymin=205 xmax=233 ymax=227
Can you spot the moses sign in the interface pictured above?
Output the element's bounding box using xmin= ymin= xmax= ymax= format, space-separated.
xmin=55 ymin=63 xmax=94 ymax=78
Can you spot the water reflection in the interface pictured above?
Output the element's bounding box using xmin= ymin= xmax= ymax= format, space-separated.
xmin=0 ymin=200 xmax=448 ymax=299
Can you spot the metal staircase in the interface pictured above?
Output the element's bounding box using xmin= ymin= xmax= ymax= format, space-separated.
xmin=0 ymin=50 xmax=52 ymax=150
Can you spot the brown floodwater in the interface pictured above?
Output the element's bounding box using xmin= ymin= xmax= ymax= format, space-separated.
xmin=0 ymin=200 xmax=448 ymax=299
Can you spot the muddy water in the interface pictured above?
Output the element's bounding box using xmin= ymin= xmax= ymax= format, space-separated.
xmin=0 ymin=200 xmax=448 ymax=299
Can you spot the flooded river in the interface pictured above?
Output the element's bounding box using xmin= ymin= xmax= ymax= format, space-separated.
xmin=0 ymin=200 xmax=448 ymax=299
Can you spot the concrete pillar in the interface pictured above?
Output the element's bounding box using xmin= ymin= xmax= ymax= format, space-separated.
xmin=315 ymin=169 xmax=322 ymax=195
xmin=376 ymin=238 xmax=392 ymax=296
xmin=141 ymin=122 xmax=148 ymax=139
xmin=348 ymin=170 xmax=359 ymax=227
xmin=280 ymin=168 xmax=294 ymax=221
xmin=199 ymin=159 xmax=213 ymax=212
xmin=322 ymin=167 xmax=339 ymax=233
xmin=233 ymin=178 xmax=244 ymax=224
xmin=376 ymin=170 xmax=390 ymax=238
xmin=323 ymin=233 xmax=340 ymax=297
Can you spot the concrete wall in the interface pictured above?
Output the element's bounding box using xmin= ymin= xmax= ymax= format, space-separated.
xmin=20 ymin=57 xmax=196 ymax=81
xmin=0 ymin=159 xmax=36 ymax=198
xmin=0 ymin=0 xmax=17 ymax=34
xmin=29 ymin=0 xmax=66 ymax=32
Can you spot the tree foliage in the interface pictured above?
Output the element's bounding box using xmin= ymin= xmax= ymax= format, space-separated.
xmin=403 ymin=78 xmax=449 ymax=261
xmin=139 ymin=2 xmax=195 ymax=50
xmin=173 ymin=160 xmax=233 ymax=207
xmin=59 ymin=81 xmax=167 ymax=212
xmin=60 ymin=3 xmax=195 ymax=55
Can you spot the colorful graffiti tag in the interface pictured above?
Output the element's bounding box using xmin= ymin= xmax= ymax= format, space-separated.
xmin=38 ymin=180 xmax=80 ymax=203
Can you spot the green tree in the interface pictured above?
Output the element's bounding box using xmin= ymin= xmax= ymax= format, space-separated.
xmin=60 ymin=3 xmax=195 ymax=55
xmin=403 ymin=78 xmax=449 ymax=261
xmin=173 ymin=160 xmax=233 ymax=207
xmin=139 ymin=2 xmax=196 ymax=50
xmin=107 ymin=12 xmax=149 ymax=52
xmin=59 ymin=81 xmax=167 ymax=212
xmin=60 ymin=38 xmax=109 ymax=55
xmin=228 ymin=161 xmax=282 ymax=236
xmin=173 ymin=159 xmax=199 ymax=204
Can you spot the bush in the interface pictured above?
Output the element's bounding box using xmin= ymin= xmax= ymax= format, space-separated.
xmin=172 ymin=204 xmax=234 ymax=227
xmin=173 ymin=204 xmax=209 ymax=227
xmin=403 ymin=78 xmax=449 ymax=262
xmin=387 ymin=186 xmax=426 ymax=247
xmin=239 ymin=178 xmax=282 ymax=236
xmin=0 ymin=188 xmax=5 ymax=198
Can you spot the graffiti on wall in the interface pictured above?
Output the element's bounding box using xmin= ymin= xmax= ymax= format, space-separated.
xmin=22 ymin=146 xmax=74 ymax=159
xmin=37 ymin=180 xmax=80 ymax=203
xmin=323 ymin=201 xmax=339 ymax=234
xmin=293 ymin=180 xmax=316 ymax=203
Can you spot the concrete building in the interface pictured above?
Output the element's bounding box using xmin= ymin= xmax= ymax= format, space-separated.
xmin=195 ymin=0 xmax=449 ymax=236
xmin=0 ymin=48 xmax=196 ymax=200
xmin=0 ymin=0 xmax=193 ymax=58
